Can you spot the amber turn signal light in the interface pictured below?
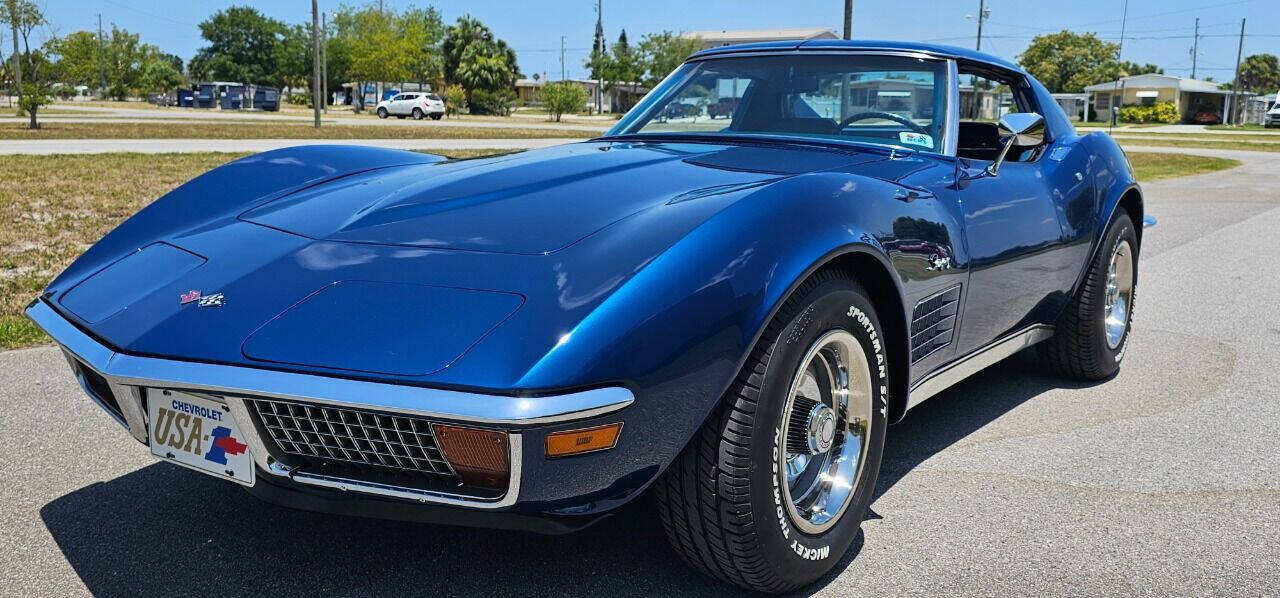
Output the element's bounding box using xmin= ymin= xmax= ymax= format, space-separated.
xmin=545 ymin=423 xmax=623 ymax=458
xmin=433 ymin=424 xmax=509 ymax=488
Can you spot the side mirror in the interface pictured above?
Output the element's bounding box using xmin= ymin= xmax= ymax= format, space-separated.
xmin=986 ymin=112 xmax=1045 ymax=176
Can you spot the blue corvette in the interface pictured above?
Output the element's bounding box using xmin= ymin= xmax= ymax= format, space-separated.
xmin=29 ymin=41 xmax=1140 ymax=592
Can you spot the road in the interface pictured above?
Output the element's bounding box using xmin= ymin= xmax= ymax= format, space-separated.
xmin=1 ymin=148 xmax=1277 ymax=596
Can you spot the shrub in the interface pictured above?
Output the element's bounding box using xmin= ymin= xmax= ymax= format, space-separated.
xmin=287 ymin=93 xmax=310 ymax=106
xmin=1118 ymin=101 xmax=1179 ymax=124
xmin=468 ymin=88 xmax=515 ymax=115
xmin=441 ymin=83 xmax=466 ymax=116
xmin=540 ymin=81 xmax=588 ymax=122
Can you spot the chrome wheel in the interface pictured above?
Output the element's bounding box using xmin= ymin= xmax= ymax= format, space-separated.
xmin=1103 ymin=240 xmax=1134 ymax=349
xmin=778 ymin=330 xmax=873 ymax=534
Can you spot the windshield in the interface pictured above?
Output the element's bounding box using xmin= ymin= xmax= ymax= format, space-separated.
xmin=609 ymin=54 xmax=949 ymax=152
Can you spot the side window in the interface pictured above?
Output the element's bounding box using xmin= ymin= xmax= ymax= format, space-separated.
xmin=957 ymin=65 xmax=1044 ymax=162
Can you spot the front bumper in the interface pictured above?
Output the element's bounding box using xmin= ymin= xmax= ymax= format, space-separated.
xmin=27 ymin=299 xmax=634 ymax=514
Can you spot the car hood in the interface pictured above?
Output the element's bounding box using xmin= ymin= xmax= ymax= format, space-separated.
xmin=239 ymin=141 xmax=857 ymax=254
xmin=48 ymin=140 xmax=883 ymax=386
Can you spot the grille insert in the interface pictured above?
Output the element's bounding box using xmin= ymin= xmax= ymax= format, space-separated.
xmin=911 ymin=285 xmax=962 ymax=363
xmin=248 ymin=398 xmax=461 ymax=485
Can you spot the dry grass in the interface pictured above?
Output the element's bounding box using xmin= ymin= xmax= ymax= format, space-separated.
xmin=0 ymin=121 xmax=594 ymax=140
xmin=1127 ymin=152 xmax=1240 ymax=182
xmin=0 ymin=149 xmax=510 ymax=349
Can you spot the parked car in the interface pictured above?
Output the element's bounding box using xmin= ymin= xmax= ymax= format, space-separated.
xmin=1192 ymin=109 xmax=1222 ymax=124
xmin=707 ymin=97 xmax=739 ymax=119
xmin=376 ymin=92 xmax=444 ymax=120
xmin=29 ymin=40 xmax=1142 ymax=593
xmin=1267 ymin=99 xmax=1280 ymax=128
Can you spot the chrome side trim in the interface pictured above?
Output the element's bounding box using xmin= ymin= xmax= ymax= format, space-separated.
xmin=907 ymin=324 xmax=1054 ymax=409
xmin=27 ymin=300 xmax=634 ymax=426
xmin=106 ymin=381 xmax=149 ymax=444
xmin=944 ymin=59 xmax=960 ymax=157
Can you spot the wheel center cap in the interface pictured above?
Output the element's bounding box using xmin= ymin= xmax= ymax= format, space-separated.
xmin=806 ymin=405 xmax=837 ymax=454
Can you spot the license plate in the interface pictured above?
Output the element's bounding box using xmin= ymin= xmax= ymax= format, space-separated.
xmin=148 ymin=390 xmax=254 ymax=485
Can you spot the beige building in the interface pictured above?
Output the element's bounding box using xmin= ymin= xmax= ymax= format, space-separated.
xmin=681 ymin=27 xmax=838 ymax=49
xmin=1084 ymin=74 xmax=1231 ymax=122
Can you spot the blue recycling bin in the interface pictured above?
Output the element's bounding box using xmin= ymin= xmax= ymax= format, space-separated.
xmin=253 ymin=86 xmax=279 ymax=111
xmin=195 ymin=83 xmax=216 ymax=108
xmin=220 ymin=85 xmax=245 ymax=110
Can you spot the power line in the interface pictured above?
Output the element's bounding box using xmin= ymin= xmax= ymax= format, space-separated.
xmin=98 ymin=0 xmax=198 ymax=27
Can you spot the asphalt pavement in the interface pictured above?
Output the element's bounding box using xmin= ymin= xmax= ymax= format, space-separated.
xmin=0 ymin=148 xmax=1277 ymax=596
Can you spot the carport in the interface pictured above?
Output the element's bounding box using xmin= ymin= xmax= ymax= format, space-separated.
xmin=1084 ymin=74 xmax=1228 ymax=123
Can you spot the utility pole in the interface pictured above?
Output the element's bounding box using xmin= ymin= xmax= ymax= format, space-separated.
xmin=8 ymin=0 xmax=21 ymax=111
xmin=1229 ymin=18 xmax=1246 ymax=126
xmin=1110 ymin=0 xmax=1129 ymax=133
xmin=321 ymin=11 xmax=328 ymax=113
xmin=843 ymin=0 xmax=852 ymax=40
xmin=97 ymin=14 xmax=106 ymax=98
xmin=1190 ymin=17 xmax=1200 ymax=79
xmin=975 ymin=0 xmax=987 ymax=51
xmin=311 ymin=0 xmax=321 ymax=127
xmin=593 ymin=0 xmax=603 ymax=114
xmin=560 ymin=35 xmax=566 ymax=80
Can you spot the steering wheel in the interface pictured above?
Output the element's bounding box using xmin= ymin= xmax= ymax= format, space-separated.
xmin=836 ymin=111 xmax=929 ymax=135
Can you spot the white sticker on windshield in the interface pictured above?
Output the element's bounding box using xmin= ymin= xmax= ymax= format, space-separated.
xmin=899 ymin=132 xmax=934 ymax=149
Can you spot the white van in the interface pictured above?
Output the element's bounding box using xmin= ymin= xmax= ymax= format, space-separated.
xmin=1267 ymin=91 xmax=1280 ymax=128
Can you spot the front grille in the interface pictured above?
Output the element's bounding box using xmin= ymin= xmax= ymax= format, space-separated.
xmin=911 ymin=284 xmax=962 ymax=363
xmin=248 ymin=398 xmax=462 ymax=486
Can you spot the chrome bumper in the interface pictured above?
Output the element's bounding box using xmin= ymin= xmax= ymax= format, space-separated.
xmin=26 ymin=299 xmax=634 ymax=509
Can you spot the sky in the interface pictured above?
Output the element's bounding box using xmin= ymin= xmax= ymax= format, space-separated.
xmin=27 ymin=0 xmax=1280 ymax=83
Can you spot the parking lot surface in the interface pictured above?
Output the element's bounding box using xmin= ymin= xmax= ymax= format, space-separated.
xmin=1 ymin=148 xmax=1276 ymax=596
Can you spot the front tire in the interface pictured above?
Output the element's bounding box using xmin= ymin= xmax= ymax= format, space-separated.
xmin=655 ymin=269 xmax=888 ymax=593
xmin=430 ymin=113 xmax=443 ymax=120
xmin=376 ymin=107 xmax=388 ymax=119
xmin=1039 ymin=211 xmax=1138 ymax=379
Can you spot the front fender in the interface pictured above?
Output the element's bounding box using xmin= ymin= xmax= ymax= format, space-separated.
xmin=45 ymin=145 xmax=441 ymax=295
xmin=514 ymin=172 xmax=911 ymax=484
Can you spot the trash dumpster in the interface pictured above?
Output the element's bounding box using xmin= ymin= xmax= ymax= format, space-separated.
xmin=252 ymin=86 xmax=279 ymax=111
xmin=220 ymin=84 xmax=245 ymax=110
xmin=177 ymin=88 xmax=194 ymax=107
xmin=196 ymin=83 xmax=216 ymax=108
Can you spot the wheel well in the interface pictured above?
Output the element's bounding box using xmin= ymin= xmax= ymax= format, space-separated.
xmin=1117 ymin=187 xmax=1144 ymax=247
xmin=823 ymin=251 xmax=910 ymax=424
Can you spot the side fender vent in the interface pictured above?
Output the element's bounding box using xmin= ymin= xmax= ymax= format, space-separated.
xmin=910 ymin=284 xmax=961 ymax=363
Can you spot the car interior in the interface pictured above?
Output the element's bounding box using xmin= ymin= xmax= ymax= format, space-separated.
xmin=955 ymin=63 xmax=1046 ymax=163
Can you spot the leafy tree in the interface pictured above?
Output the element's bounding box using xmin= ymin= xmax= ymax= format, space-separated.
xmin=1018 ymin=30 xmax=1121 ymax=93
xmin=275 ymin=23 xmax=312 ymax=97
xmin=636 ymin=31 xmax=701 ymax=87
xmin=401 ymin=6 xmax=445 ymax=88
xmin=1117 ymin=61 xmax=1162 ymax=77
xmin=1238 ymin=53 xmax=1280 ymax=93
xmin=3 ymin=0 xmax=50 ymax=127
xmin=138 ymin=52 xmax=183 ymax=93
xmin=330 ymin=4 xmax=404 ymax=111
xmin=46 ymin=31 xmax=99 ymax=87
xmin=540 ymin=80 xmax=587 ymax=121
xmin=193 ymin=7 xmax=286 ymax=85
xmin=442 ymin=15 xmax=518 ymax=110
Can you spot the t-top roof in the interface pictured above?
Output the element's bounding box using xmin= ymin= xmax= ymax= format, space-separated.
xmin=689 ymin=39 xmax=1023 ymax=73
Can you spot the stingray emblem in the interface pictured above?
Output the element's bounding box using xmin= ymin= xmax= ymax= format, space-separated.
xmin=179 ymin=290 xmax=201 ymax=304
xmin=197 ymin=293 xmax=224 ymax=308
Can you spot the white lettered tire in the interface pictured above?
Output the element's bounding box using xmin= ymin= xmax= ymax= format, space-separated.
xmin=655 ymin=269 xmax=888 ymax=592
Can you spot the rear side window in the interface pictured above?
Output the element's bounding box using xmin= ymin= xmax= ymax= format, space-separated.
xmin=426 ymin=94 xmax=442 ymax=101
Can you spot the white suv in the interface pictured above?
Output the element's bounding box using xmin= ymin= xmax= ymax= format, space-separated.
xmin=1267 ymin=103 xmax=1280 ymax=128
xmin=376 ymin=92 xmax=445 ymax=120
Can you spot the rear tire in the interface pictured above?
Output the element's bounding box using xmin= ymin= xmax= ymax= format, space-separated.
xmin=412 ymin=108 xmax=424 ymax=120
xmin=377 ymin=107 xmax=388 ymax=119
xmin=655 ymin=269 xmax=888 ymax=593
xmin=1038 ymin=211 xmax=1138 ymax=379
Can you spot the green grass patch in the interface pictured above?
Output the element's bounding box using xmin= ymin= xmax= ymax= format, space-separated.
xmin=1127 ymin=152 xmax=1241 ymax=182
xmin=1116 ymin=137 xmax=1280 ymax=153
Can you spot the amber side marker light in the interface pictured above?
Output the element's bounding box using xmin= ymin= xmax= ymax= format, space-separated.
xmin=545 ymin=423 xmax=623 ymax=458
xmin=433 ymin=424 xmax=510 ymax=488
